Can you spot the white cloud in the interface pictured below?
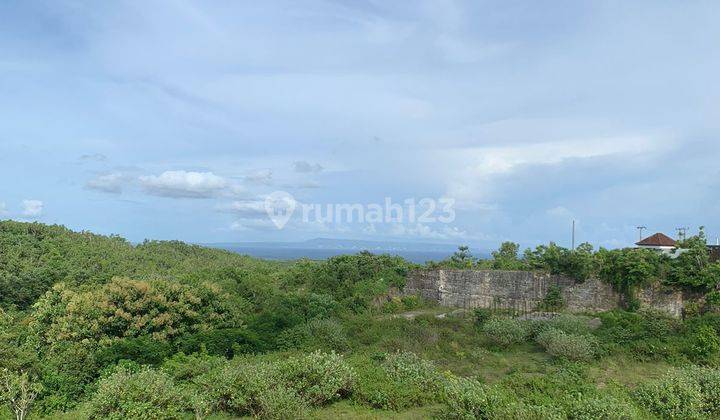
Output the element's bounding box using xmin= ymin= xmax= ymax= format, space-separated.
xmin=139 ymin=171 xmax=229 ymax=198
xmin=86 ymin=172 xmax=125 ymax=194
xmin=230 ymin=219 xmax=276 ymax=231
xmin=281 ymin=180 xmax=321 ymax=189
xmin=390 ymin=223 xmax=467 ymax=240
xmin=0 ymin=202 xmax=7 ymax=216
xmin=221 ymin=200 xmax=267 ymax=217
xmin=546 ymin=206 xmax=573 ymax=218
xmin=293 ymin=161 xmax=323 ymax=173
xmin=243 ymin=169 xmax=273 ymax=185
xmin=442 ymin=135 xmax=670 ymax=209
xmin=22 ymin=200 xmax=43 ymax=217
xmin=79 ymin=153 xmax=108 ymax=162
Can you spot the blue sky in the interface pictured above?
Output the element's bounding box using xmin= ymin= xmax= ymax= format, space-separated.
xmin=1 ymin=0 xmax=719 ymax=250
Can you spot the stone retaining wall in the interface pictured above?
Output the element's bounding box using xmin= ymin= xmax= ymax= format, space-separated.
xmin=404 ymin=269 xmax=686 ymax=317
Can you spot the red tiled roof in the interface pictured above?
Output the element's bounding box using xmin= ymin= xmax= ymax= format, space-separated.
xmin=636 ymin=233 xmax=677 ymax=247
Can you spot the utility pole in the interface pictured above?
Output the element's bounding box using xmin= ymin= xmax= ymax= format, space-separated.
xmin=637 ymin=226 xmax=647 ymax=241
xmin=572 ymin=220 xmax=576 ymax=250
xmin=676 ymin=227 xmax=689 ymax=241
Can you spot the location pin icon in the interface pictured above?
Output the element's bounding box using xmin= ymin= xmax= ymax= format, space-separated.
xmin=265 ymin=191 xmax=296 ymax=229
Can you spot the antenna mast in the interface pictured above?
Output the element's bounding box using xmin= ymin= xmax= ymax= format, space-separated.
xmin=676 ymin=227 xmax=689 ymax=241
xmin=636 ymin=226 xmax=647 ymax=241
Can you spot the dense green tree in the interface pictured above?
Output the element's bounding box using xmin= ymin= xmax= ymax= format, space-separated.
xmin=491 ymin=242 xmax=525 ymax=270
xmin=667 ymin=227 xmax=720 ymax=289
xmin=29 ymin=277 xmax=247 ymax=346
xmin=450 ymin=246 xmax=476 ymax=269
xmin=0 ymin=369 xmax=43 ymax=420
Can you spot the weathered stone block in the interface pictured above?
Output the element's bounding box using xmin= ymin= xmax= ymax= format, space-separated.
xmin=404 ymin=269 xmax=686 ymax=317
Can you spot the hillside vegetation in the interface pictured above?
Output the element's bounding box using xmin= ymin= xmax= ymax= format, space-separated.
xmin=1 ymin=220 xmax=720 ymax=419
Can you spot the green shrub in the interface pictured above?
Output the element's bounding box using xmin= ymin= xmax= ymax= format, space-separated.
xmin=685 ymin=301 xmax=702 ymax=319
xmin=482 ymin=317 xmax=529 ymax=347
xmin=440 ymin=376 xmax=494 ymax=419
xmin=86 ymin=366 xmax=185 ymax=420
xmin=276 ymin=319 xmax=349 ymax=352
xmin=473 ymin=308 xmax=493 ymax=327
xmin=254 ymin=386 xmax=306 ymax=420
xmin=539 ymin=285 xmax=565 ymax=312
xmin=161 ymin=351 xmax=225 ymax=382
xmin=684 ymin=366 xmax=720 ymax=416
xmin=195 ymin=359 xmax=271 ymax=416
xmin=95 ymin=336 xmax=173 ymax=367
xmin=174 ymin=328 xmax=260 ymax=357
xmin=353 ymin=352 xmax=443 ymax=411
xmin=690 ymin=324 xmax=720 ymax=361
xmin=401 ymin=295 xmax=421 ymax=310
xmin=196 ymin=351 xmax=352 ymax=417
xmin=36 ymin=341 xmax=99 ymax=414
xmin=500 ymin=363 xmax=594 ymax=409
xmin=535 ymin=328 xmax=598 ymax=361
xmin=276 ymin=351 xmax=354 ymax=405
xmin=546 ymin=314 xmax=592 ymax=335
xmin=566 ymin=393 xmax=641 ymax=420
xmin=352 ymin=362 xmax=421 ymax=411
xmin=633 ymin=369 xmax=704 ymax=419
xmin=494 ymin=402 xmax=565 ymax=420
xmin=382 ymin=296 xmax=404 ymax=314
xmin=441 ymin=376 xmax=565 ymax=420
xmin=705 ymin=291 xmax=720 ymax=314
xmin=595 ymin=310 xmax=681 ymax=359
xmin=383 ymin=351 xmax=443 ymax=395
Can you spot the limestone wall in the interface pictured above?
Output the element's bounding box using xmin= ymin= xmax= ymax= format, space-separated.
xmin=404 ymin=269 xmax=686 ymax=317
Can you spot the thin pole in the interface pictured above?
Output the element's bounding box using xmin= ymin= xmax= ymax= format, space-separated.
xmin=572 ymin=220 xmax=576 ymax=250
xmin=637 ymin=226 xmax=646 ymax=241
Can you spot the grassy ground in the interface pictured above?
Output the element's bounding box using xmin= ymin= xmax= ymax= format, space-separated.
xmin=309 ymin=401 xmax=440 ymax=419
xmin=32 ymin=308 xmax=688 ymax=419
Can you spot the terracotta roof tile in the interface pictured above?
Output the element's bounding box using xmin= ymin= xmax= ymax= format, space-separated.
xmin=636 ymin=232 xmax=677 ymax=247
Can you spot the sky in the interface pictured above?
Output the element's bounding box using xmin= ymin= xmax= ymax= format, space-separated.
xmin=1 ymin=0 xmax=719 ymax=250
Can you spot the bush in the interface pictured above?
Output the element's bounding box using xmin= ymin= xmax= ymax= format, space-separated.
xmin=535 ymin=328 xmax=598 ymax=362
xmin=546 ymin=314 xmax=593 ymax=335
xmin=276 ymin=351 xmax=354 ymax=405
xmin=633 ymin=369 xmax=704 ymax=419
xmin=195 ymin=359 xmax=271 ymax=416
xmin=539 ymin=285 xmax=565 ymax=312
xmin=473 ymin=308 xmax=493 ymax=327
xmin=383 ymin=351 xmax=443 ymax=395
xmin=440 ymin=376 xmax=494 ymax=419
xmin=353 ymin=362 xmax=421 ymax=411
xmin=684 ymin=366 xmax=720 ymax=416
xmin=401 ymin=295 xmax=421 ymax=310
xmin=482 ymin=317 xmax=529 ymax=347
xmin=276 ymin=319 xmax=350 ymax=352
xmin=690 ymin=325 xmax=720 ymax=361
xmin=174 ymin=328 xmax=260 ymax=357
xmin=36 ymin=341 xmax=99 ymax=414
xmin=382 ymin=296 xmax=404 ymax=314
xmin=95 ymin=336 xmax=173 ymax=367
xmin=254 ymin=386 xmax=306 ymax=420
xmin=353 ymin=352 xmax=443 ymax=411
xmin=86 ymin=366 xmax=185 ymax=420
xmin=441 ymin=376 xmax=565 ymax=420
xmin=196 ymin=351 xmax=352 ymax=418
xmin=494 ymin=402 xmax=565 ymax=420
xmin=566 ymin=393 xmax=641 ymax=420
xmin=161 ymin=352 xmax=225 ymax=382
xmin=706 ymin=291 xmax=720 ymax=307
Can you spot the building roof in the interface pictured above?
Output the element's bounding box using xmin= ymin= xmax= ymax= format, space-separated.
xmin=636 ymin=232 xmax=677 ymax=247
